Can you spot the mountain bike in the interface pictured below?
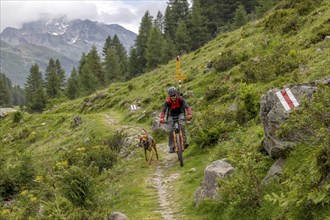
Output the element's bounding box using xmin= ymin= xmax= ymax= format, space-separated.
xmin=166 ymin=116 xmax=188 ymax=167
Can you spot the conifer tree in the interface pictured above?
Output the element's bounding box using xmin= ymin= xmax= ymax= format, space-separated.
xmin=189 ymin=0 xmax=209 ymax=50
xmin=161 ymin=36 xmax=176 ymax=64
xmin=145 ymin=26 xmax=164 ymax=69
xmin=111 ymin=34 xmax=128 ymax=79
xmin=104 ymin=47 xmax=120 ymax=82
xmin=164 ymin=5 xmax=175 ymax=38
xmin=86 ymin=46 xmax=105 ymax=86
xmin=102 ymin=36 xmax=112 ymax=58
xmin=128 ymin=47 xmax=139 ymax=78
xmin=45 ymin=59 xmax=58 ymax=98
xmin=25 ymin=64 xmax=46 ymax=112
xmin=154 ymin=11 xmax=164 ymax=33
xmin=134 ymin=11 xmax=153 ymax=75
xmin=255 ymin=0 xmax=276 ymax=18
xmin=174 ymin=19 xmax=191 ymax=54
xmin=233 ymin=4 xmax=249 ymax=29
xmin=55 ymin=59 xmax=66 ymax=89
xmin=66 ymin=67 xmax=79 ymax=100
xmin=0 ymin=73 xmax=11 ymax=106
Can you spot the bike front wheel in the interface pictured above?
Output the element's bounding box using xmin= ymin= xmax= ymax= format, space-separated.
xmin=176 ymin=133 xmax=184 ymax=167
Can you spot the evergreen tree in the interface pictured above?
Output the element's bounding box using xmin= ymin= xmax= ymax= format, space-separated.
xmin=66 ymin=67 xmax=79 ymax=100
xmin=0 ymin=73 xmax=11 ymax=106
xmin=200 ymin=0 xmax=238 ymax=36
xmin=12 ymin=85 xmax=25 ymax=106
xmin=233 ymin=4 xmax=249 ymax=29
xmin=145 ymin=26 xmax=164 ymax=69
xmin=79 ymin=63 xmax=99 ymax=96
xmin=164 ymin=0 xmax=190 ymax=39
xmin=255 ymin=0 xmax=276 ymax=18
xmin=55 ymin=59 xmax=66 ymax=89
xmin=134 ymin=11 xmax=153 ymax=75
xmin=161 ymin=36 xmax=176 ymax=64
xmin=104 ymin=47 xmax=120 ymax=82
xmin=128 ymin=47 xmax=140 ymax=78
xmin=111 ymin=34 xmax=128 ymax=80
xmin=45 ymin=59 xmax=59 ymax=98
xmin=102 ymin=36 xmax=112 ymax=58
xmin=164 ymin=5 xmax=175 ymax=38
xmin=87 ymin=46 xmax=105 ymax=86
xmin=25 ymin=64 xmax=46 ymax=112
xmin=189 ymin=0 xmax=209 ymax=50
xmin=154 ymin=11 xmax=164 ymax=33
xmin=174 ymin=19 xmax=191 ymax=54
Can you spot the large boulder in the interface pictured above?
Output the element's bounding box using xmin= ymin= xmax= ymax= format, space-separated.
xmin=0 ymin=108 xmax=17 ymax=120
xmin=262 ymin=158 xmax=286 ymax=184
xmin=260 ymin=77 xmax=330 ymax=157
xmin=194 ymin=159 xmax=234 ymax=205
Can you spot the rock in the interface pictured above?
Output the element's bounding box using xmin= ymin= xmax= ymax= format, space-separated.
xmin=108 ymin=212 xmax=128 ymax=220
xmin=71 ymin=116 xmax=82 ymax=127
xmin=194 ymin=159 xmax=234 ymax=205
xmin=260 ymin=77 xmax=330 ymax=157
xmin=262 ymin=158 xmax=286 ymax=184
xmin=0 ymin=108 xmax=17 ymax=120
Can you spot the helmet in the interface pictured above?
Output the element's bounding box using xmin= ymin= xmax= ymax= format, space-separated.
xmin=167 ymin=86 xmax=177 ymax=96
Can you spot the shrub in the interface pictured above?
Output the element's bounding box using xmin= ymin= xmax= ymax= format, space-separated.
xmin=213 ymin=50 xmax=249 ymax=72
xmin=236 ymin=83 xmax=260 ymax=124
xmin=58 ymin=165 xmax=97 ymax=207
xmin=104 ymin=130 xmax=127 ymax=153
xmin=0 ymin=153 xmax=35 ymax=201
xmin=12 ymin=111 xmax=23 ymax=123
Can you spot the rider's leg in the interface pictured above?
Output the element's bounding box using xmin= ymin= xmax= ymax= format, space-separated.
xmin=179 ymin=114 xmax=189 ymax=148
xmin=167 ymin=116 xmax=175 ymax=153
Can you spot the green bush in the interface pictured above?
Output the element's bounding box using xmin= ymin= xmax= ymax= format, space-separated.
xmin=12 ymin=111 xmax=23 ymax=123
xmin=213 ymin=50 xmax=249 ymax=72
xmin=58 ymin=165 xmax=97 ymax=207
xmin=236 ymin=83 xmax=260 ymax=124
xmin=104 ymin=130 xmax=127 ymax=153
xmin=0 ymin=153 xmax=35 ymax=201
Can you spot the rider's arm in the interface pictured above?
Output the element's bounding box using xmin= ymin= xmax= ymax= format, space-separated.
xmin=160 ymin=101 xmax=169 ymax=118
xmin=180 ymin=98 xmax=192 ymax=115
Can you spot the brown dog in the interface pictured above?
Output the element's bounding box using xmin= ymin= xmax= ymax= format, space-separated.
xmin=139 ymin=129 xmax=158 ymax=164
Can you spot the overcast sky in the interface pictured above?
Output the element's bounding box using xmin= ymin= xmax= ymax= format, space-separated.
xmin=0 ymin=0 xmax=168 ymax=34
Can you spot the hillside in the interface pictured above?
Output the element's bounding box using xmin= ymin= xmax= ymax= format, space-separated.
xmin=1 ymin=0 xmax=329 ymax=219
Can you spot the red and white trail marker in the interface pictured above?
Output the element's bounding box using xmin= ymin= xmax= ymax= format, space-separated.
xmin=276 ymin=88 xmax=299 ymax=111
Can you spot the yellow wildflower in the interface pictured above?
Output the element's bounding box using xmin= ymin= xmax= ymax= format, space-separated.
xmin=1 ymin=209 xmax=11 ymax=215
xmin=76 ymin=147 xmax=86 ymax=151
xmin=35 ymin=176 xmax=43 ymax=182
xmin=30 ymin=197 xmax=37 ymax=202
xmin=20 ymin=190 xmax=28 ymax=195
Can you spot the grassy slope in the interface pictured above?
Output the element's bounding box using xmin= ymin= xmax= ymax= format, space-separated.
xmin=1 ymin=0 xmax=330 ymax=219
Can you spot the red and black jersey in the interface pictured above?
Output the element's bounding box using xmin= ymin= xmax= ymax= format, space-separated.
xmin=160 ymin=95 xmax=191 ymax=118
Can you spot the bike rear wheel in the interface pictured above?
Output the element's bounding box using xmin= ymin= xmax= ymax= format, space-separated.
xmin=176 ymin=133 xmax=184 ymax=167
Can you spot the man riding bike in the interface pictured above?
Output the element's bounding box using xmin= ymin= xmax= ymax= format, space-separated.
xmin=159 ymin=86 xmax=192 ymax=153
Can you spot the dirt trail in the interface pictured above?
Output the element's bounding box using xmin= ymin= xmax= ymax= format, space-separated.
xmin=104 ymin=113 xmax=182 ymax=219
xmin=151 ymin=144 xmax=182 ymax=220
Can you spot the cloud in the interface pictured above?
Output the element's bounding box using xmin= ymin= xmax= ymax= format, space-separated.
xmin=0 ymin=0 xmax=167 ymax=33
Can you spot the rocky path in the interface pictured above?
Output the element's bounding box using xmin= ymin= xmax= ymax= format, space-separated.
xmin=151 ymin=144 xmax=182 ymax=220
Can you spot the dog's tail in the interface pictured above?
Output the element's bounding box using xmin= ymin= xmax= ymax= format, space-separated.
xmin=142 ymin=128 xmax=148 ymax=136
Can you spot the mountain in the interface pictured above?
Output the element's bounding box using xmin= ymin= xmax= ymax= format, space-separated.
xmin=0 ymin=16 xmax=137 ymax=86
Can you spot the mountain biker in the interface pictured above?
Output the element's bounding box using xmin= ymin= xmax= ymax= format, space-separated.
xmin=159 ymin=86 xmax=192 ymax=153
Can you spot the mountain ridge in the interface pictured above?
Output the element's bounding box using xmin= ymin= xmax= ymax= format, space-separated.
xmin=0 ymin=16 xmax=137 ymax=86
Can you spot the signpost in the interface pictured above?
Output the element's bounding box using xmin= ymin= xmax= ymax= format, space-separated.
xmin=175 ymin=55 xmax=187 ymax=94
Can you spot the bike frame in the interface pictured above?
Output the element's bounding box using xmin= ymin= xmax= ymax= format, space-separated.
xmin=167 ymin=116 xmax=186 ymax=166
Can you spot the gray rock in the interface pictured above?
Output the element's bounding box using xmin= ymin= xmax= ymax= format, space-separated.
xmin=194 ymin=159 xmax=234 ymax=205
xmin=262 ymin=158 xmax=286 ymax=184
xmin=108 ymin=212 xmax=128 ymax=220
xmin=260 ymin=77 xmax=330 ymax=157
